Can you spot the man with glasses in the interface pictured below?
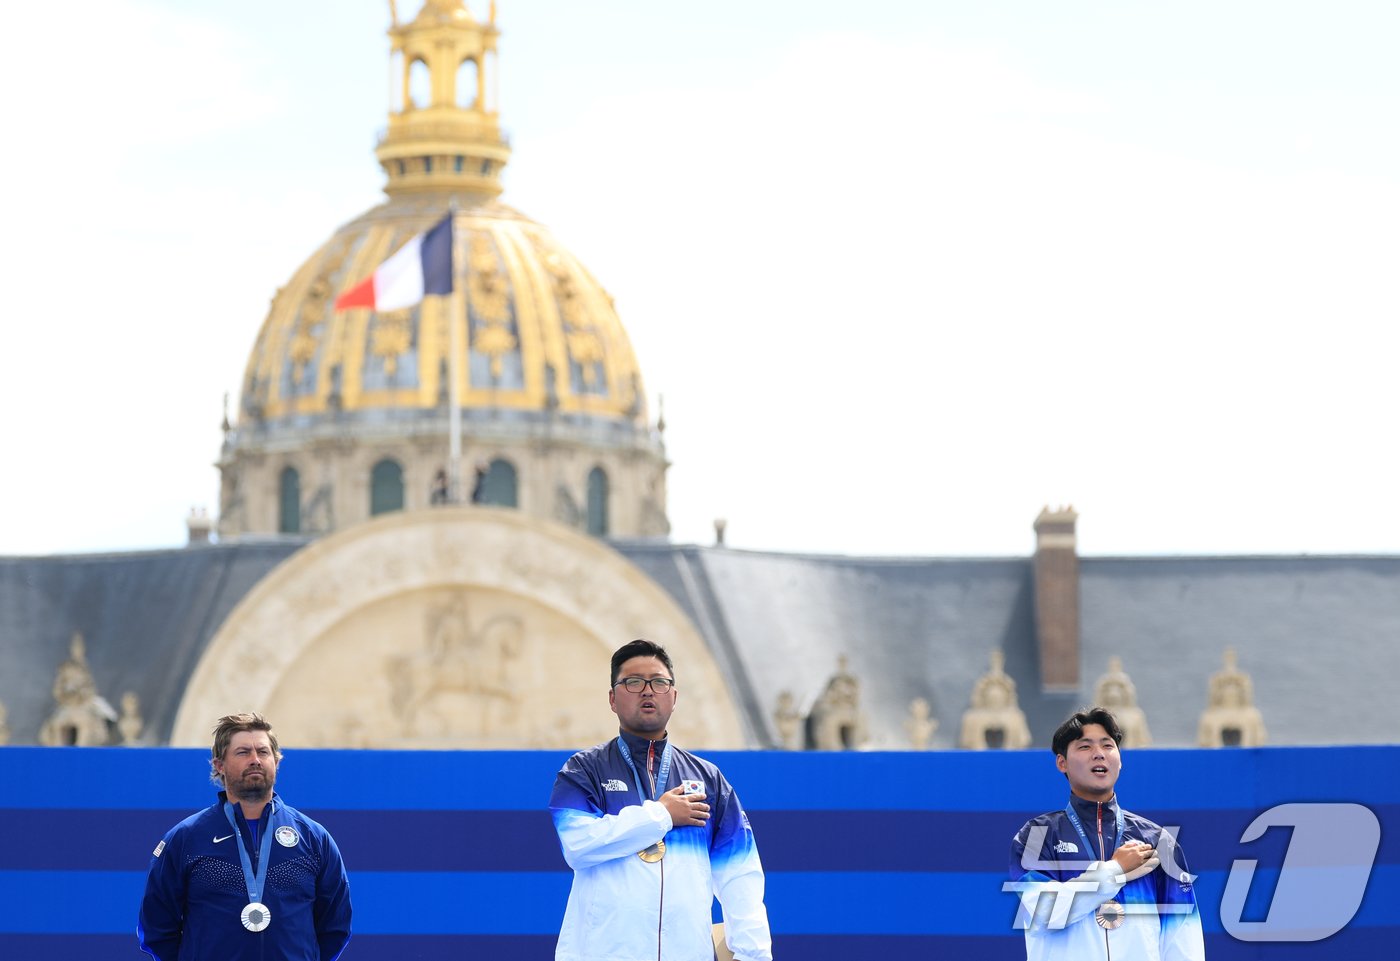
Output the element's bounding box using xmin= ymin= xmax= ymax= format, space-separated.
xmin=550 ymin=639 xmax=773 ymax=961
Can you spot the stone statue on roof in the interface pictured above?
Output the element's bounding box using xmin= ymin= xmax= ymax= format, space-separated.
xmin=1198 ymin=648 xmax=1267 ymax=747
xmin=118 ymin=691 xmax=144 ymax=745
xmin=905 ymin=697 xmax=938 ymax=750
xmin=39 ymin=632 xmax=117 ymax=747
xmin=959 ymin=650 xmax=1032 ymax=750
xmin=806 ymin=656 xmax=869 ymax=750
xmin=773 ymin=690 xmax=802 ymax=750
xmin=1094 ymin=656 xmax=1153 ymax=747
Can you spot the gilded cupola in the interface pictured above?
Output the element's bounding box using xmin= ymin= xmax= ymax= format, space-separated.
xmin=377 ymin=0 xmax=510 ymax=199
xmin=218 ymin=1 xmax=669 ymax=542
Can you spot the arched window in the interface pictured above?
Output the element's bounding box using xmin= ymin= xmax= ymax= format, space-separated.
xmin=371 ymin=459 xmax=405 ymax=516
xmin=586 ymin=466 xmax=609 ymax=536
xmin=408 ymin=58 xmax=431 ymax=110
xmin=477 ymin=458 xmax=518 ymax=508
xmin=456 ymin=57 xmax=479 ymax=108
xmin=279 ymin=467 xmax=301 ymax=534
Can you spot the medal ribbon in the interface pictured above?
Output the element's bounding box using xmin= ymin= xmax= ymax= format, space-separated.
xmin=617 ymin=737 xmax=673 ymax=802
xmin=223 ymin=800 xmax=290 ymax=905
xmin=1063 ymin=800 xmax=1124 ymax=865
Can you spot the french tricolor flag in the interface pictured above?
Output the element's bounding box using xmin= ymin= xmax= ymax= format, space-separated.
xmin=334 ymin=213 xmax=454 ymax=312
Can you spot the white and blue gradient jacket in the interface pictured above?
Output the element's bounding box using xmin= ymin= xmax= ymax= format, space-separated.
xmin=1008 ymin=795 xmax=1205 ymax=961
xmin=550 ymin=732 xmax=773 ymax=961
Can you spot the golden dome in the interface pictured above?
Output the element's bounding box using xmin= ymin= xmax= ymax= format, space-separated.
xmin=220 ymin=1 xmax=668 ymax=542
xmin=238 ymin=198 xmax=649 ymax=434
xmin=233 ymin=0 xmax=652 ymax=443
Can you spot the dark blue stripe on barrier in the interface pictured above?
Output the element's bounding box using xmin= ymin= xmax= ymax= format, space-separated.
xmin=775 ymin=934 xmax=1024 ymax=960
xmin=10 ymin=931 xmax=1400 ymax=961
xmin=1201 ymin=928 xmax=1400 ymax=960
xmin=0 ymin=869 xmax=572 ymax=935
xmin=4 ymin=935 xmax=157 ymax=961
xmin=0 ymin=867 xmax=1022 ymax=936
xmin=7 ymin=865 xmax=1398 ymax=937
xmin=0 ymin=934 xmax=561 ymax=961
xmin=10 ymin=804 xmax=1397 ymax=876
xmin=346 ymin=934 xmax=561 ymax=960
xmin=0 ymin=809 xmax=565 ymax=872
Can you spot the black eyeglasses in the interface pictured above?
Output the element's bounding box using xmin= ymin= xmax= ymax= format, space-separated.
xmin=614 ymin=676 xmax=675 ymax=694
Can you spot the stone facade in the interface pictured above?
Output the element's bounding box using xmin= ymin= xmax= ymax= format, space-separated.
xmin=221 ymin=428 xmax=669 ymax=540
xmin=172 ymin=507 xmax=743 ymax=750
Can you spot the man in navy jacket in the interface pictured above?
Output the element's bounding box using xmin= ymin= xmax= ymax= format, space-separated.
xmin=1008 ymin=707 xmax=1204 ymax=961
xmin=138 ymin=712 xmax=352 ymax=961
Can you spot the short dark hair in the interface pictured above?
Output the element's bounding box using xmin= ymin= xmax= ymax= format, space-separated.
xmin=210 ymin=712 xmax=281 ymax=784
xmin=1051 ymin=706 xmax=1123 ymax=757
xmin=610 ymin=639 xmax=674 ymax=687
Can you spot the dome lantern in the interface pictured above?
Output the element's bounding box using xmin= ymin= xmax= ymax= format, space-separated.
xmin=378 ymin=0 xmax=509 ymax=200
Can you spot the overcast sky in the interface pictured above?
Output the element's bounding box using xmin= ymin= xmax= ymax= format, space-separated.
xmin=3 ymin=0 xmax=1398 ymax=558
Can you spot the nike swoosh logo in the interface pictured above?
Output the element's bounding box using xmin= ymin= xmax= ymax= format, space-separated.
xmin=213 ymin=834 xmax=235 ymax=843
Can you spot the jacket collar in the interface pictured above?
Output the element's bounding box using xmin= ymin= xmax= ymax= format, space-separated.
xmin=618 ymin=729 xmax=668 ymax=757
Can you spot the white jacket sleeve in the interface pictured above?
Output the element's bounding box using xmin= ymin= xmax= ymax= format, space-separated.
xmin=551 ymin=790 xmax=671 ymax=870
xmin=1160 ymin=905 xmax=1206 ymax=961
xmin=1019 ymin=860 xmax=1128 ymax=932
xmin=711 ymin=794 xmax=773 ymax=961
xmin=1157 ymin=843 xmax=1206 ymax=961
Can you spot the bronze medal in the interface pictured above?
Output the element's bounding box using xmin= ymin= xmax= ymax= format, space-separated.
xmin=638 ymin=839 xmax=666 ymax=862
xmin=1095 ymin=899 xmax=1125 ymax=930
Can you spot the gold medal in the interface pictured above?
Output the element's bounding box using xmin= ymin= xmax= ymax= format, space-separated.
xmin=638 ymin=839 xmax=666 ymax=862
xmin=1095 ymin=899 xmax=1125 ymax=930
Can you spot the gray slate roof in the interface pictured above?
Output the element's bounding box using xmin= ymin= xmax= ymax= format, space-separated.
xmin=615 ymin=545 xmax=1400 ymax=749
xmin=3 ymin=538 xmax=1397 ymax=748
xmin=0 ymin=541 xmax=305 ymax=745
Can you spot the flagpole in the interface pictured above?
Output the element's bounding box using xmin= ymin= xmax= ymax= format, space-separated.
xmin=447 ymin=202 xmax=465 ymax=502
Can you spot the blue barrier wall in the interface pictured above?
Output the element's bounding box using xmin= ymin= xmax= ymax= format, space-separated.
xmin=3 ymin=745 xmax=1395 ymax=959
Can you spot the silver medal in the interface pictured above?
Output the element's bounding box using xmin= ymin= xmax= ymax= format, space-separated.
xmin=241 ymin=901 xmax=272 ymax=932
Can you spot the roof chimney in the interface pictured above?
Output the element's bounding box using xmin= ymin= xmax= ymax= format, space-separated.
xmin=1033 ymin=505 xmax=1079 ymax=692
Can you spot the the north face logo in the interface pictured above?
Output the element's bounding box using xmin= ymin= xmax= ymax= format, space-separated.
xmin=1054 ymin=840 xmax=1079 ymax=853
xmin=603 ymin=779 xmax=629 ymax=792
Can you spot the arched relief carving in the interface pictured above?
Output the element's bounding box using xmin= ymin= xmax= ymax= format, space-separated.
xmin=391 ymin=594 xmax=523 ymax=739
xmin=172 ymin=508 xmax=743 ymax=749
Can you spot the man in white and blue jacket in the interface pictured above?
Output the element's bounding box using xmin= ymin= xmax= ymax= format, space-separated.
xmin=138 ymin=712 xmax=352 ymax=961
xmin=1008 ymin=707 xmax=1205 ymax=961
xmin=550 ymin=639 xmax=773 ymax=961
